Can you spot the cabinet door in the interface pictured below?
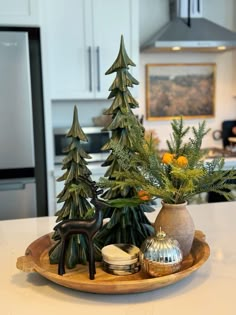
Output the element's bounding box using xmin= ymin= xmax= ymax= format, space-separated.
xmin=92 ymin=0 xmax=139 ymax=98
xmin=46 ymin=0 xmax=93 ymax=99
xmin=45 ymin=0 xmax=139 ymax=100
xmin=0 ymin=0 xmax=39 ymax=26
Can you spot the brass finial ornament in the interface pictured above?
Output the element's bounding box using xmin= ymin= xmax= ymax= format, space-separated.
xmin=139 ymin=228 xmax=183 ymax=277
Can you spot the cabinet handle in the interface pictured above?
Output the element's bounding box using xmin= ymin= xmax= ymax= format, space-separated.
xmin=96 ymin=46 xmax=101 ymax=92
xmin=88 ymin=46 xmax=92 ymax=92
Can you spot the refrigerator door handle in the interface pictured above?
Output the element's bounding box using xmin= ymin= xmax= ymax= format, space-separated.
xmin=0 ymin=182 xmax=25 ymax=191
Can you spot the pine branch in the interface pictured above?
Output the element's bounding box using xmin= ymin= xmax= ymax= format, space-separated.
xmin=100 ymin=116 xmax=236 ymax=204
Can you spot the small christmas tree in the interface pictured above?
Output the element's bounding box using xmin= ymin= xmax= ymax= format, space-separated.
xmin=49 ymin=106 xmax=96 ymax=268
xmin=94 ymin=35 xmax=154 ymax=250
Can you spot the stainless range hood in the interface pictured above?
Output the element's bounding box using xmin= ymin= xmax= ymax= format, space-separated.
xmin=141 ymin=0 xmax=236 ymax=53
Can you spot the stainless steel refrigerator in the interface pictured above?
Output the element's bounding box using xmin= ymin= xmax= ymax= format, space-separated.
xmin=0 ymin=29 xmax=48 ymax=220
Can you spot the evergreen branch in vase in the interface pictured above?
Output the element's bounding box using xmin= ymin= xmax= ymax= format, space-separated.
xmin=103 ymin=116 xmax=236 ymax=204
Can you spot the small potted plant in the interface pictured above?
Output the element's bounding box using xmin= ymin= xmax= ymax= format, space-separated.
xmin=99 ymin=116 xmax=236 ymax=256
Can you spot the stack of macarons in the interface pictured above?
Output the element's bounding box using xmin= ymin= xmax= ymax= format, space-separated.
xmin=101 ymin=244 xmax=140 ymax=276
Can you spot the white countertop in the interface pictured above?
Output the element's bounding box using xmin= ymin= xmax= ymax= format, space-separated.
xmin=1 ymin=202 xmax=236 ymax=315
xmin=205 ymin=156 xmax=236 ymax=170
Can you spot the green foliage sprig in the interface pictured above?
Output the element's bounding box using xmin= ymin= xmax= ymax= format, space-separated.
xmin=99 ymin=116 xmax=236 ymax=204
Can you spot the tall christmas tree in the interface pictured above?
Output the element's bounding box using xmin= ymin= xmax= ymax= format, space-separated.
xmin=49 ymin=106 xmax=96 ymax=268
xmin=95 ymin=35 xmax=154 ymax=250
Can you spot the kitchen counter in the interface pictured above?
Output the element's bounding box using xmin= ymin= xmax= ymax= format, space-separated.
xmin=1 ymin=202 xmax=236 ymax=315
xmin=205 ymin=156 xmax=236 ymax=170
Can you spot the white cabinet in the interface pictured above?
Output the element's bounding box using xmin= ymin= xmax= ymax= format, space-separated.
xmin=91 ymin=0 xmax=139 ymax=99
xmin=45 ymin=0 xmax=91 ymax=100
xmin=44 ymin=0 xmax=139 ymax=100
xmin=0 ymin=0 xmax=39 ymax=26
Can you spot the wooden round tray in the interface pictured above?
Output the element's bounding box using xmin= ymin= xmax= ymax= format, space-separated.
xmin=16 ymin=230 xmax=210 ymax=294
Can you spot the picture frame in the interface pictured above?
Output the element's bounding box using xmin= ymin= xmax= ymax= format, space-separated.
xmin=145 ymin=63 xmax=216 ymax=120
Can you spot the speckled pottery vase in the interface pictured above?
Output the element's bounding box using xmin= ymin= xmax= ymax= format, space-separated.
xmin=154 ymin=201 xmax=195 ymax=257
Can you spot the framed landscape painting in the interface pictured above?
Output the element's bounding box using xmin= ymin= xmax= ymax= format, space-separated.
xmin=145 ymin=63 xmax=216 ymax=120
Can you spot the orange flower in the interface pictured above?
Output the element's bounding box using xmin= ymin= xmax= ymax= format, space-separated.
xmin=176 ymin=156 xmax=188 ymax=167
xmin=162 ymin=152 xmax=174 ymax=165
xmin=138 ymin=190 xmax=151 ymax=201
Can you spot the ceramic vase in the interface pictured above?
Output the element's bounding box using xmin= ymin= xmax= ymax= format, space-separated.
xmin=154 ymin=201 xmax=195 ymax=257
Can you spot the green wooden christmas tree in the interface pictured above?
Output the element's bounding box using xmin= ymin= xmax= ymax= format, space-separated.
xmin=94 ymin=35 xmax=154 ymax=250
xmin=49 ymin=106 xmax=96 ymax=268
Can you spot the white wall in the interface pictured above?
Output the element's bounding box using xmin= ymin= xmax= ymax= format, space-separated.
xmin=138 ymin=0 xmax=236 ymax=150
xmin=52 ymin=99 xmax=112 ymax=128
xmin=139 ymin=0 xmax=169 ymax=46
xmin=203 ymin=0 xmax=235 ymax=29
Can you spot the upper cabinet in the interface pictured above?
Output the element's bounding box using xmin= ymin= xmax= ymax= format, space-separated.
xmin=0 ymin=0 xmax=39 ymax=26
xmin=43 ymin=0 xmax=139 ymax=100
